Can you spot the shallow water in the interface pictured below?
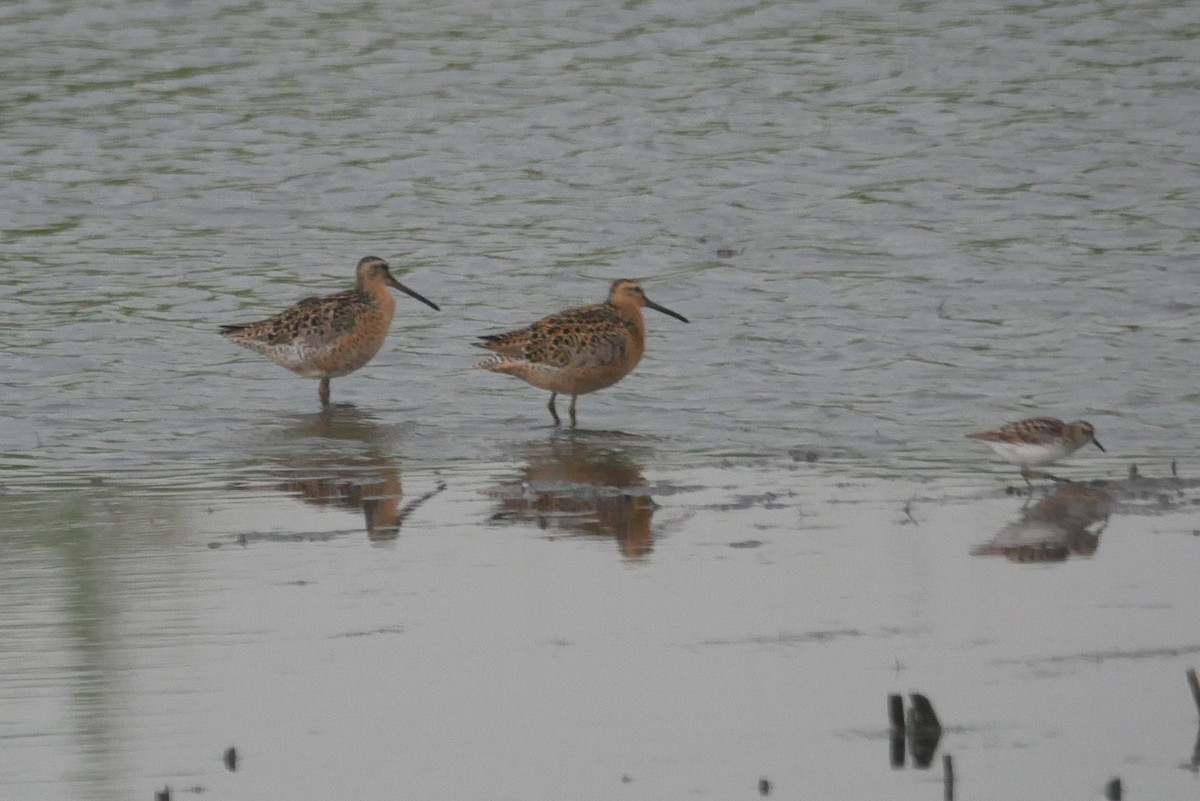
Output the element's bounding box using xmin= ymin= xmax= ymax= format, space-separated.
xmin=7 ymin=457 xmax=1200 ymax=800
xmin=2 ymin=0 xmax=1200 ymax=798
xmin=3 ymin=0 xmax=1199 ymax=480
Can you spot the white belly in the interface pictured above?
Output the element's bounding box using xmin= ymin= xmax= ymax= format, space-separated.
xmin=984 ymin=440 xmax=1070 ymax=467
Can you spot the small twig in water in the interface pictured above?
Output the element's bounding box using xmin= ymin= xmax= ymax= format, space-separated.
xmin=396 ymin=479 xmax=448 ymax=526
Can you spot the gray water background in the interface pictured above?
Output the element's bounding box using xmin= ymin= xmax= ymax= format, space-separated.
xmin=2 ymin=0 xmax=1197 ymax=484
xmin=3 ymin=1 xmax=1200 ymax=799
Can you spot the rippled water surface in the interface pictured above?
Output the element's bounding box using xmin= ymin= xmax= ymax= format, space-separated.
xmin=3 ymin=0 xmax=1199 ymax=798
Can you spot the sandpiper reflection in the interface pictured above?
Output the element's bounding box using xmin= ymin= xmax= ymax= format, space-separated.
xmin=972 ymin=483 xmax=1111 ymax=563
xmin=487 ymin=436 xmax=657 ymax=559
xmin=278 ymin=465 xmax=405 ymax=541
xmin=262 ymin=407 xmax=438 ymax=541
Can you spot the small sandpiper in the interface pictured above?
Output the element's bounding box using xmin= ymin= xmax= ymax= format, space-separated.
xmin=966 ymin=416 xmax=1105 ymax=485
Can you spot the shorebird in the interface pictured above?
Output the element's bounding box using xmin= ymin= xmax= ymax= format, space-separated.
xmin=473 ymin=278 xmax=688 ymax=426
xmin=966 ymin=417 xmax=1105 ymax=485
xmin=220 ymin=256 xmax=439 ymax=406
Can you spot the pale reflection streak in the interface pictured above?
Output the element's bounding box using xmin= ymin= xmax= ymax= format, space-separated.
xmin=0 ymin=487 xmax=186 ymax=801
xmin=971 ymin=483 xmax=1112 ymax=563
xmin=487 ymin=436 xmax=657 ymax=560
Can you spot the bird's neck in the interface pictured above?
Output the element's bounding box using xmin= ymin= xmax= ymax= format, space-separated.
xmin=608 ymin=300 xmax=644 ymax=325
xmin=361 ymin=281 xmax=396 ymax=315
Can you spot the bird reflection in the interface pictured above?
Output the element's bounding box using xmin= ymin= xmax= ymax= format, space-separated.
xmin=972 ymin=483 xmax=1112 ymax=562
xmin=278 ymin=465 xmax=404 ymax=541
xmin=487 ymin=436 xmax=657 ymax=559
xmin=261 ymin=407 xmax=435 ymax=541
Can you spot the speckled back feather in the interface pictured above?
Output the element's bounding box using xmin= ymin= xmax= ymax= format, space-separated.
xmin=966 ymin=417 xmax=1071 ymax=446
xmin=220 ymin=289 xmax=374 ymax=351
xmin=473 ymin=303 xmax=639 ymax=370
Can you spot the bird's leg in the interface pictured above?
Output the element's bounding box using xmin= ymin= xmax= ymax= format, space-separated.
xmin=319 ymin=377 xmax=331 ymax=407
xmin=568 ymin=395 xmax=577 ymax=428
xmin=547 ymin=392 xmax=560 ymax=426
xmin=1021 ymin=466 xmax=1064 ymax=488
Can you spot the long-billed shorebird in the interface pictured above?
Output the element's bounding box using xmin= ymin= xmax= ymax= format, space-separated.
xmin=473 ymin=279 xmax=688 ymax=426
xmin=966 ymin=417 xmax=1105 ymax=485
xmin=220 ymin=256 xmax=439 ymax=406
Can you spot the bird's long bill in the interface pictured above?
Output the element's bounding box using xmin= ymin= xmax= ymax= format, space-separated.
xmin=387 ymin=276 xmax=440 ymax=311
xmin=644 ymin=297 xmax=689 ymax=323
xmin=1092 ymin=438 xmax=1106 ymax=452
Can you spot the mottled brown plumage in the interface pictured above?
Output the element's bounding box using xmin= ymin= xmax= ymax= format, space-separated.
xmin=473 ymin=279 xmax=688 ymax=426
xmin=220 ymin=256 xmax=438 ymax=406
xmin=966 ymin=417 xmax=1105 ymax=485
